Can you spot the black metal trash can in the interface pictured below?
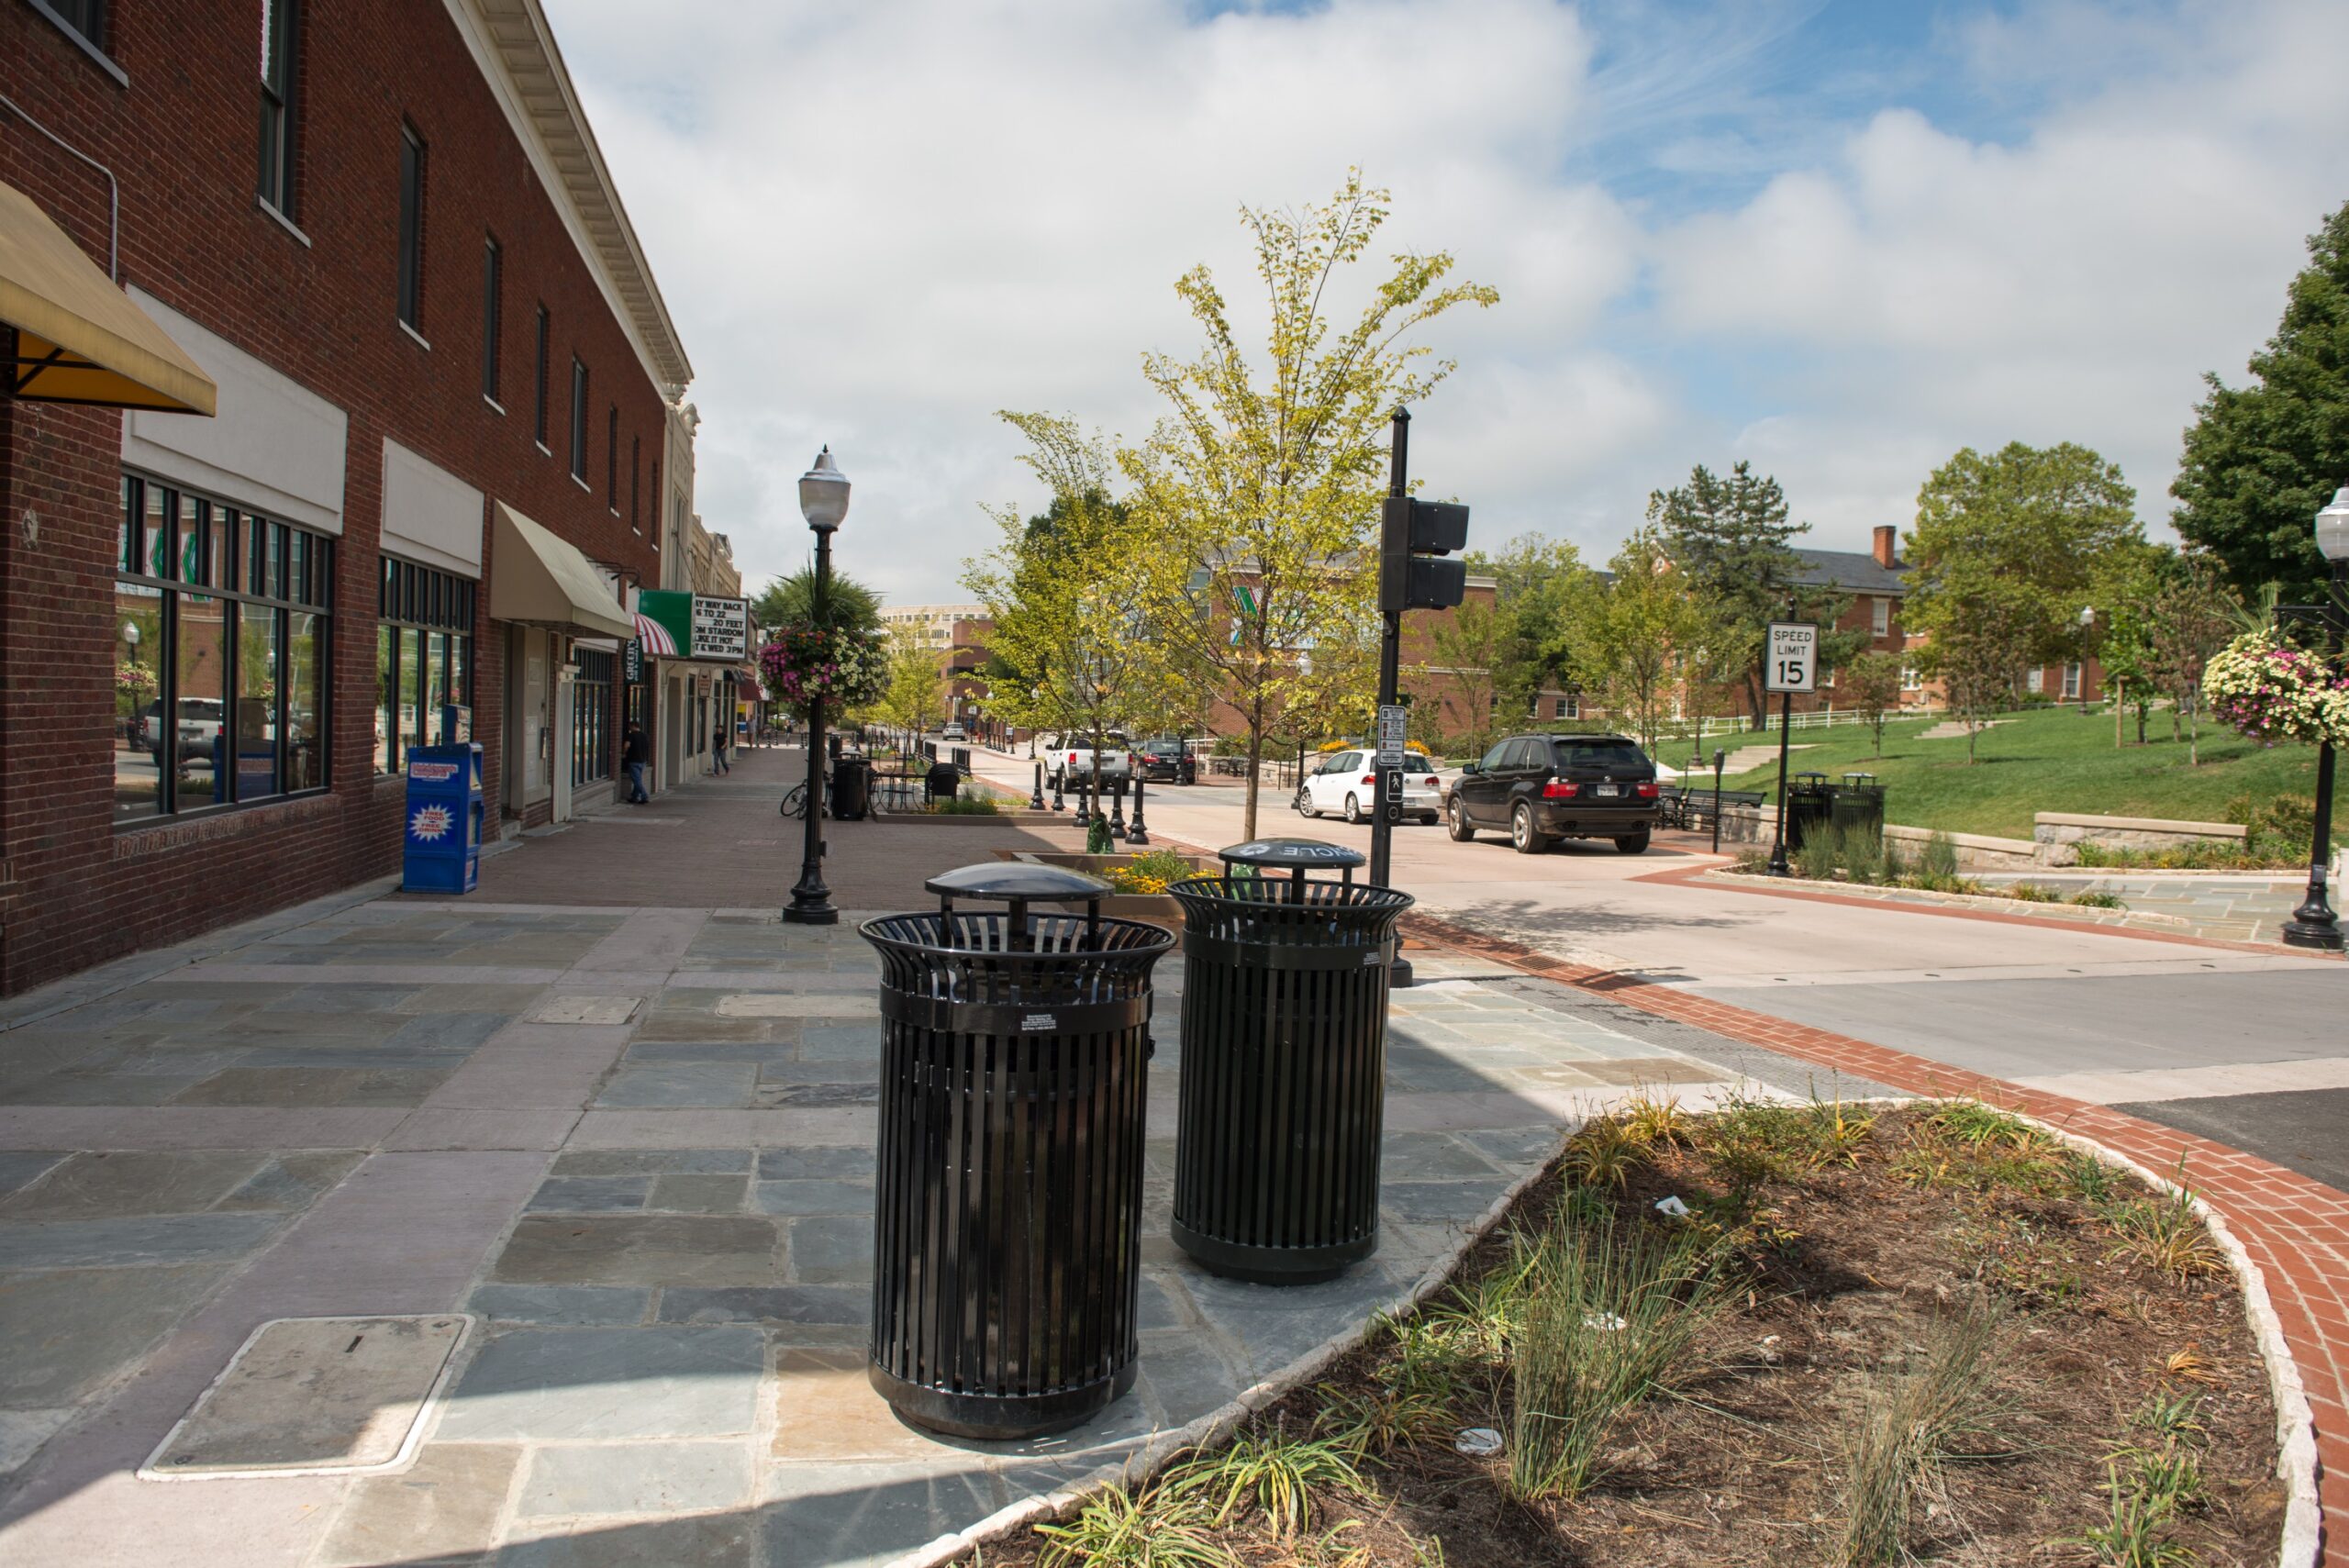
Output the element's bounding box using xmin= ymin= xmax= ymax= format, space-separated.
xmin=859 ymin=863 xmax=1174 ymax=1440
xmin=1167 ymin=839 xmax=1414 ymax=1284
xmin=1830 ymin=772 xmax=1886 ymax=842
xmin=925 ymin=762 xmax=960 ymax=802
xmin=830 ymin=756 xmax=872 ymax=821
xmin=1785 ymin=771 xmax=1834 ymax=851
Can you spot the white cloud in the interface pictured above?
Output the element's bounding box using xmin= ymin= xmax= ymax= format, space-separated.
xmin=547 ymin=0 xmax=2348 ymax=599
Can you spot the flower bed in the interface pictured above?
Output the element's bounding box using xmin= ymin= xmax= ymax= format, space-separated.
xmin=961 ymin=1098 xmax=2287 ymax=1568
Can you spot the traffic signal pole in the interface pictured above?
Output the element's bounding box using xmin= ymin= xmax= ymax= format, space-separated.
xmin=1372 ymin=410 xmax=1412 ymax=988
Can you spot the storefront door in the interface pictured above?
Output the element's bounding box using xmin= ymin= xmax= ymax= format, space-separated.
xmin=507 ymin=627 xmax=552 ymax=812
xmin=551 ymin=659 xmax=574 ymax=823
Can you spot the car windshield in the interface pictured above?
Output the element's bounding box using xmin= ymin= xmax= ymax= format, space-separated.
xmin=1401 ymin=755 xmax=1434 ymax=774
xmin=1553 ymin=740 xmax=1646 ymax=770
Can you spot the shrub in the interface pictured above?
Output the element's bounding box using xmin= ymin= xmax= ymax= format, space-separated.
xmin=930 ymin=795 xmax=999 ymax=815
xmin=2007 ymin=882 xmax=2059 ymax=903
xmin=1838 ymin=1301 xmax=2017 ymax=1566
xmin=1919 ymin=831 xmax=1961 ymax=888
xmin=1106 ymin=848 xmax=1195 ymax=895
xmin=2071 ymin=890 xmax=2125 ymax=909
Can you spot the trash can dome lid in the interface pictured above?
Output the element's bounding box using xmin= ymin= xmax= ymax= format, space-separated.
xmin=924 ymin=862 xmax=1112 ymax=900
xmin=1218 ymin=837 xmax=1367 ymax=870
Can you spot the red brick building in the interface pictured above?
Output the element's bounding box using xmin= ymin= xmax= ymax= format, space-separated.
xmin=1 ymin=0 xmax=693 ymax=995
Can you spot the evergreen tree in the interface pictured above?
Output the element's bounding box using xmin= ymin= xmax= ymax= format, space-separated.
xmin=1649 ymin=461 xmax=1811 ymax=721
xmin=2173 ymin=200 xmax=2349 ymax=601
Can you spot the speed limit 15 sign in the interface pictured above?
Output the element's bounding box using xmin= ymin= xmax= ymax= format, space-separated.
xmin=1766 ymin=622 xmax=1819 ymax=694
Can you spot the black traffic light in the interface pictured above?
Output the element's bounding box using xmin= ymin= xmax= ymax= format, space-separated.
xmin=1380 ymin=495 xmax=1470 ymax=613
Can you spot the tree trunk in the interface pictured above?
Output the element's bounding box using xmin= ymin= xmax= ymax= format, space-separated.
xmin=1241 ymin=698 xmax=1265 ymax=840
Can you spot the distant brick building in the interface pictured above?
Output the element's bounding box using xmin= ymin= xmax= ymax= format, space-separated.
xmin=1 ymin=0 xmax=693 ymax=995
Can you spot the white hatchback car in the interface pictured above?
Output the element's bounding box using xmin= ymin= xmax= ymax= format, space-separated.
xmin=1294 ymin=749 xmax=1442 ymax=824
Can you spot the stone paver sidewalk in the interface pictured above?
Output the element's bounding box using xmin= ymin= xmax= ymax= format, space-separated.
xmin=0 ymin=884 xmax=1898 ymax=1568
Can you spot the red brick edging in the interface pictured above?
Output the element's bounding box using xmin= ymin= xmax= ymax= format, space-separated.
xmin=1402 ymin=910 xmax=2343 ymax=1562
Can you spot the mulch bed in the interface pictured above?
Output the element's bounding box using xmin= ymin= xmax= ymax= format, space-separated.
xmin=965 ymin=1102 xmax=2287 ymax=1567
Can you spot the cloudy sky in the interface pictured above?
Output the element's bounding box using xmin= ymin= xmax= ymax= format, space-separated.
xmin=544 ymin=0 xmax=2347 ymax=605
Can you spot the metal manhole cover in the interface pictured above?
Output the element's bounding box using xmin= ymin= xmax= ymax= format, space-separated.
xmin=140 ymin=1314 xmax=472 ymax=1480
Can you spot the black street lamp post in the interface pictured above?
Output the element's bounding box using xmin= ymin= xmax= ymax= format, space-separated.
xmin=785 ymin=448 xmax=851 ymax=927
xmin=2281 ymin=487 xmax=2349 ymax=951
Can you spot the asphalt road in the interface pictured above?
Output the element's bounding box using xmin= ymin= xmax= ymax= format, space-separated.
xmin=959 ymin=742 xmax=2348 ymax=1188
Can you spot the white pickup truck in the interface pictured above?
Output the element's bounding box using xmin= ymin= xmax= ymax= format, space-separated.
xmin=1047 ymin=736 xmax=1138 ymax=792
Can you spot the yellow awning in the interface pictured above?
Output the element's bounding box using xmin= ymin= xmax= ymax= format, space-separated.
xmin=1 ymin=180 xmax=216 ymax=415
xmin=490 ymin=503 xmax=634 ymax=639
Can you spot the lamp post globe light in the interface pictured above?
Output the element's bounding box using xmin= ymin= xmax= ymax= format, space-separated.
xmin=2281 ymin=486 xmax=2349 ymax=951
xmin=785 ymin=447 xmax=850 ymax=927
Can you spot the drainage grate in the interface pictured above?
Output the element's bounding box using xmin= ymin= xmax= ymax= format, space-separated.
xmin=139 ymin=1314 xmax=472 ymax=1480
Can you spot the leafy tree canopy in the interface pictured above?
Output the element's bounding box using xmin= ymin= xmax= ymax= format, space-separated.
xmin=2173 ymin=200 xmax=2349 ymax=601
xmin=751 ymin=567 xmax=881 ymax=639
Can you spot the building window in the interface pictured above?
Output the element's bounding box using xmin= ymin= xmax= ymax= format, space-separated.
xmin=115 ymin=474 xmax=332 ymax=820
xmin=573 ymin=649 xmax=614 ymax=786
xmin=35 ymin=0 xmax=107 ymax=51
xmin=1554 ymin=695 xmax=1579 ymax=720
xmin=606 ymin=406 xmax=618 ymax=507
xmin=1822 ymin=664 xmax=1837 ymax=688
xmin=630 ymin=437 xmax=641 ymax=530
xmin=396 ymin=125 xmax=426 ymax=329
xmin=570 ymin=360 xmax=588 ymax=480
xmin=1487 ymin=693 xmax=1498 ymax=715
xmin=480 ymin=237 xmax=501 ymax=401
xmin=650 ymin=462 xmax=661 ymax=550
xmin=2026 ymin=668 xmax=2044 ymax=695
xmin=1900 ymin=665 xmax=1921 ymax=690
xmin=533 ymin=306 xmax=551 ymax=446
xmin=2063 ymin=662 xmax=2083 ymax=700
xmin=1871 ymin=595 xmax=1890 ymax=638
xmin=376 ymin=557 xmax=476 ymax=774
xmin=257 ymin=1 xmax=298 ymax=215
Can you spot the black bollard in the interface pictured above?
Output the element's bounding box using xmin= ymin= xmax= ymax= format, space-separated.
xmin=1074 ymin=776 xmax=1092 ymax=828
xmin=1030 ymin=761 xmax=1046 ymax=810
xmin=1108 ymin=775 xmax=1128 ymax=841
xmin=1052 ymin=766 xmax=1066 ymax=812
xmin=1127 ymin=773 xmax=1150 ymax=846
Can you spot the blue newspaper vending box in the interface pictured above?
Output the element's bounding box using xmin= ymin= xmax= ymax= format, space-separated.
xmin=403 ymin=744 xmax=484 ymax=894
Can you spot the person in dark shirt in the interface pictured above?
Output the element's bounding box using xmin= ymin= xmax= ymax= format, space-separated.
xmin=622 ymin=722 xmax=651 ymax=804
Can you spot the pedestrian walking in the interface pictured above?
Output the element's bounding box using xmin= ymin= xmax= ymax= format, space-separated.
xmin=712 ymin=720 xmax=731 ymax=775
xmin=623 ymin=721 xmax=651 ymax=804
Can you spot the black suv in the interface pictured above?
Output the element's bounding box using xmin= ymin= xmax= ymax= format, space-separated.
xmin=1445 ymin=733 xmax=1660 ymax=854
xmin=1136 ymin=738 xmax=1196 ymax=784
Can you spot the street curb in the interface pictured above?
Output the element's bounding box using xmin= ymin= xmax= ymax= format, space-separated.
xmin=885 ymin=1134 xmax=1570 ymax=1568
xmin=1703 ymin=868 xmax=2198 ymax=928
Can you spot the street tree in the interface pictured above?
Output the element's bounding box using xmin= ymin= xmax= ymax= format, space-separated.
xmin=2173 ymin=200 xmax=2349 ymax=601
xmin=1920 ymin=585 xmax=2035 ymax=762
xmin=1424 ymin=592 xmax=1507 ymax=751
xmin=1571 ymin=529 xmax=1709 ymax=758
xmin=2086 ymin=539 xmax=2171 ymax=745
xmin=1122 ymin=171 xmax=1497 ymax=839
xmin=1906 ymin=441 xmax=2143 ymax=727
xmin=1648 ymin=461 xmax=1817 ymax=722
xmin=964 ymin=412 xmax=1175 ymax=785
xmin=1466 ymin=534 xmax=1592 ymax=718
xmin=1841 ymin=651 xmax=1905 ymax=758
xmin=875 ymin=629 xmax=949 ymax=744
xmin=2143 ymin=551 xmax=2242 ymax=765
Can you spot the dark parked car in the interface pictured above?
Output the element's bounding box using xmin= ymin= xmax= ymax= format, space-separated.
xmin=1445 ymin=733 xmax=1661 ymax=854
xmin=1136 ymin=738 xmax=1196 ymax=784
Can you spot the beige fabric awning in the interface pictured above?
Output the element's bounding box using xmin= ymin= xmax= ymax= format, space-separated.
xmin=1 ymin=180 xmax=217 ymax=415
xmin=489 ymin=502 xmax=633 ymax=639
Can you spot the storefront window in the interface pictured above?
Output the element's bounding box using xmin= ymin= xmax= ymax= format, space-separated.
xmin=115 ymin=473 xmax=332 ymax=819
xmin=289 ymin=611 xmax=326 ymax=792
xmin=573 ymin=650 xmax=613 ymax=784
xmin=115 ymin=579 xmax=163 ymax=818
xmin=377 ymin=557 xmax=474 ymax=769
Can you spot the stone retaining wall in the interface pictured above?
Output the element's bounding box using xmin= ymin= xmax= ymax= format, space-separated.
xmin=2032 ymin=812 xmax=2246 ymax=866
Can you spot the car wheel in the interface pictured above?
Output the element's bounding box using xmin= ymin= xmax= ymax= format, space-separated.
xmin=1615 ymin=828 xmax=1652 ymax=855
xmin=1343 ymin=793 xmax=1364 ymax=824
xmin=1447 ymin=798 xmax=1476 ymax=842
xmin=1512 ymin=803 xmax=1551 ymax=855
xmin=1294 ymin=787 xmax=1316 ymax=817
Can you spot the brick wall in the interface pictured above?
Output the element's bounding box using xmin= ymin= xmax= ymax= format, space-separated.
xmin=0 ymin=3 xmax=666 ymax=994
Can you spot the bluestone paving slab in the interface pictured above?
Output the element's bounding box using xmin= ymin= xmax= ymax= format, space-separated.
xmin=171 ymin=1066 xmax=451 ymax=1107
xmin=754 ymin=1148 xmax=874 ymax=1181
xmin=466 ymin=1284 xmax=653 ymax=1327
xmin=495 ymin=1510 xmax=757 ymax=1567
xmin=758 ymin=1461 xmax=997 ymax=1568
xmin=316 ymin=1441 xmax=521 ymax=1568
xmin=655 ymin=1285 xmax=865 ymax=1327
xmin=570 ymin=1110 xmax=876 ymax=1149
xmin=648 ymin=1173 xmax=751 ymax=1213
xmin=528 ymin=1176 xmax=652 ymax=1212
xmin=594 ymin=1064 xmax=758 ymax=1109
xmin=384 ymin=1109 xmax=584 ymax=1151
xmin=751 ymin=1180 xmax=872 ymax=1218
xmin=493 ymin=1215 xmax=781 ymax=1288
xmin=435 ymin=1327 xmax=763 ymax=1441
xmin=0 ymin=1262 xmax=228 ymax=1404
xmin=517 ymin=1440 xmax=752 ymax=1516
xmin=785 ymin=1217 xmax=873 ymax=1284
xmin=0 ymin=1151 xmax=67 ymax=1195
xmin=551 ymin=1148 xmax=754 ymax=1177
xmin=0 ymin=1211 xmax=286 ymax=1268
xmin=0 ymin=1407 xmax=74 ymax=1474
xmin=0 ymin=1150 xmax=269 ymax=1218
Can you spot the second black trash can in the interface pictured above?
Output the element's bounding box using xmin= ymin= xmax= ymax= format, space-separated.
xmin=859 ymin=863 xmax=1174 ymax=1440
xmin=1168 ymin=839 xmax=1413 ymax=1284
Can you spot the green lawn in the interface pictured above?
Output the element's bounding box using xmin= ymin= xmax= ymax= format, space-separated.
xmin=1707 ymin=706 xmax=2338 ymax=842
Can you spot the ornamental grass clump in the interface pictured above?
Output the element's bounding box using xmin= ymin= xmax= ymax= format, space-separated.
xmin=2202 ymin=627 xmax=2349 ymax=749
xmin=1505 ymin=1211 xmax=1737 ymax=1500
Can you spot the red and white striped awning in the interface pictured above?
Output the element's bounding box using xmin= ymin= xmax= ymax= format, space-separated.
xmin=632 ymin=612 xmax=678 ymax=657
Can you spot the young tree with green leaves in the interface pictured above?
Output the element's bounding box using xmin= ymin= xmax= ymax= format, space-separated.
xmin=2143 ymin=551 xmax=2242 ymax=766
xmin=2087 ymin=539 xmax=2169 ymax=745
xmin=875 ymin=629 xmax=949 ymax=743
xmin=1424 ymin=592 xmax=1507 ymax=752
xmin=1906 ymin=441 xmax=2143 ymax=751
xmin=1122 ymin=171 xmax=1497 ymax=839
xmin=1464 ymin=534 xmax=1592 ymax=717
xmin=2174 ymin=200 xmax=2349 ymax=602
xmin=1841 ymin=651 xmax=1905 ymax=758
xmin=1571 ymin=529 xmax=1709 ymax=758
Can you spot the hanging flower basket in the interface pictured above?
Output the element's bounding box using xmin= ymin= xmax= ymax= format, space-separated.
xmin=2201 ymin=627 xmax=2349 ymax=749
xmin=757 ymin=622 xmax=885 ymax=718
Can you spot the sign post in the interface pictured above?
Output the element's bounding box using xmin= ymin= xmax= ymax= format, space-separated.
xmin=1763 ymin=618 xmax=1817 ymax=876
